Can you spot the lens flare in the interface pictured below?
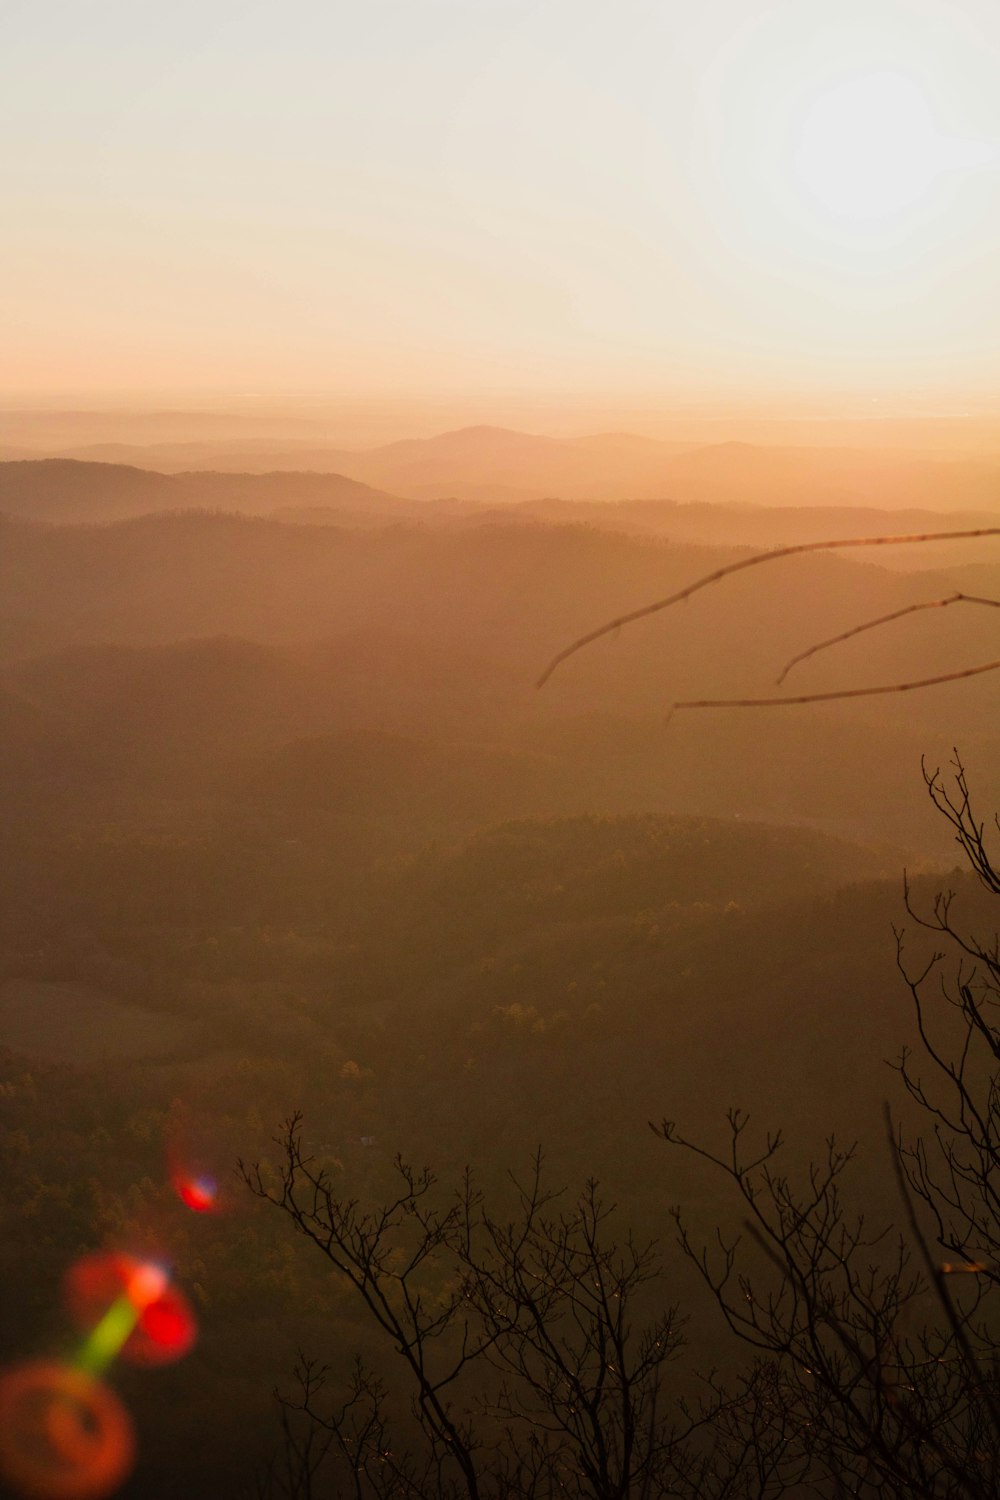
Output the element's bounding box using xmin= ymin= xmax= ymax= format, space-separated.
xmin=64 ymin=1255 xmax=197 ymax=1368
xmin=0 ymin=1362 xmax=134 ymax=1500
xmin=166 ymin=1118 xmax=224 ymax=1214
xmin=174 ymin=1174 xmax=217 ymax=1213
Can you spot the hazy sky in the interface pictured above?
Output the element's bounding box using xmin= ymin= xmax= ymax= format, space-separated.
xmin=5 ymin=0 xmax=1000 ymax=416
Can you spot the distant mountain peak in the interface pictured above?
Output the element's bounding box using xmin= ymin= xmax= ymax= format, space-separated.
xmin=437 ymin=424 xmax=525 ymax=439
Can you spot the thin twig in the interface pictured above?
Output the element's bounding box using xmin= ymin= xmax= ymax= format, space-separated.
xmin=882 ymin=1102 xmax=1000 ymax=1444
xmin=776 ymin=593 xmax=1000 ymax=685
xmin=665 ymin=657 xmax=1000 ymax=721
xmin=536 ymin=528 xmax=1000 ymax=688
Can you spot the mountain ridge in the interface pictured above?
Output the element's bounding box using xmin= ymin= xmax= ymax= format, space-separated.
xmin=6 ymin=424 xmax=999 ymax=508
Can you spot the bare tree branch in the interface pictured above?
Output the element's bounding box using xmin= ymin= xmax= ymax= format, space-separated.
xmin=536 ymin=527 xmax=1000 ymax=688
xmin=775 ymin=593 xmax=1000 ymax=685
xmin=665 ymin=657 xmax=1000 ymax=720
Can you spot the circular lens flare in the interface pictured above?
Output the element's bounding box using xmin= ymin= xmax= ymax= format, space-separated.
xmin=0 ymin=1362 xmax=134 ymax=1500
xmin=65 ymin=1254 xmax=197 ymax=1368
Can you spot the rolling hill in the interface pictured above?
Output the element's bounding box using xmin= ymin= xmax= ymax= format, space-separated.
xmin=0 ymin=458 xmax=411 ymax=524
xmin=17 ymin=424 xmax=1000 ymax=510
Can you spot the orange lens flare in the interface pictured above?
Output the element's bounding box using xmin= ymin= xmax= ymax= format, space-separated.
xmin=0 ymin=1362 xmax=134 ymax=1500
xmin=64 ymin=1255 xmax=197 ymax=1367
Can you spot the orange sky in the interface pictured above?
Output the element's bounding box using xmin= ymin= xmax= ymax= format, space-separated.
xmin=4 ymin=0 xmax=1000 ymax=422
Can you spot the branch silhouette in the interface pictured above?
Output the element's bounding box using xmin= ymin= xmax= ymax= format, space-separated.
xmin=664 ymin=657 xmax=1000 ymax=723
xmin=775 ymin=592 xmax=1000 ymax=685
xmin=536 ymin=527 xmax=1000 ymax=706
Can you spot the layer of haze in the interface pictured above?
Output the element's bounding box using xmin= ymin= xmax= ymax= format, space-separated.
xmin=6 ymin=0 xmax=1000 ymax=419
xmin=9 ymin=12 xmax=1000 ymax=1494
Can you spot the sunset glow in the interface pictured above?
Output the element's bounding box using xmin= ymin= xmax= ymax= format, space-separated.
xmin=6 ymin=4 xmax=1000 ymax=1496
xmin=3 ymin=0 xmax=1000 ymax=417
xmin=791 ymin=71 xmax=984 ymax=222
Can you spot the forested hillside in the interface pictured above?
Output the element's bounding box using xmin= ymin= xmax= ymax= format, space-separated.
xmin=5 ymin=503 xmax=1000 ymax=847
xmin=3 ymin=469 xmax=1000 ymax=1494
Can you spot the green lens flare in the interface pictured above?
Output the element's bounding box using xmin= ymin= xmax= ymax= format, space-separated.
xmin=74 ymin=1298 xmax=139 ymax=1377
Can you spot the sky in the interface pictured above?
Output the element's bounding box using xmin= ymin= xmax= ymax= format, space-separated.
xmin=5 ymin=0 xmax=1000 ymax=423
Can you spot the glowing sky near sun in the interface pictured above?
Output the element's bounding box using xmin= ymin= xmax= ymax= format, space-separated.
xmin=3 ymin=0 xmax=1000 ymax=410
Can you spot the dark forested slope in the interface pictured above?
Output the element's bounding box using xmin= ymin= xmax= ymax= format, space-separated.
xmin=4 ymin=468 xmax=1000 ymax=1495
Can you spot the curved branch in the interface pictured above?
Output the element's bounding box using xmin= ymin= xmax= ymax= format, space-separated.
xmin=536 ymin=528 xmax=1000 ymax=688
xmin=776 ymin=594 xmax=1000 ymax=685
xmin=665 ymin=657 xmax=1000 ymax=720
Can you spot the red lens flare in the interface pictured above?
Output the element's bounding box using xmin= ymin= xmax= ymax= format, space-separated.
xmin=0 ymin=1362 xmax=135 ymax=1500
xmin=64 ymin=1255 xmax=197 ymax=1367
xmin=174 ymin=1175 xmax=217 ymax=1213
xmin=165 ymin=1108 xmax=227 ymax=1216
